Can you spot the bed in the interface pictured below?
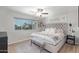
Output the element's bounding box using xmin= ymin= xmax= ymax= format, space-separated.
xmin=31 ymin=23 xmax=68 ymax=53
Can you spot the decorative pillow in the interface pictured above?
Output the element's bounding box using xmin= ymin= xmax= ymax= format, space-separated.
xmin=45 ymin=28 xmax=56 ymax=35
xmin=55 ymin=29 xmax=63 ymax=34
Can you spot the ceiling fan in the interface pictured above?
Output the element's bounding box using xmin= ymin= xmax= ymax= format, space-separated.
xmin=31 ymin=8 xmax=48 ymax=17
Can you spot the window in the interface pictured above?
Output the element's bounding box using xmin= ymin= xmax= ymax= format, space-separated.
xmin=14 ymin=17 xmax=34 ymax=30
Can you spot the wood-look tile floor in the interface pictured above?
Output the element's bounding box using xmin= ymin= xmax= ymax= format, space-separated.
xmin=59 ymin=44 xmax=76 ymax=53
xmin=8 ymin=40 xmax=79 ymax=53
xmin=8 ymin=40 xmax=49 ymax=53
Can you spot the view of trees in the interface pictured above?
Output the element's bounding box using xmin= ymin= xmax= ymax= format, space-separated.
xmin=15 ymin=22 xmax=32 ymax=30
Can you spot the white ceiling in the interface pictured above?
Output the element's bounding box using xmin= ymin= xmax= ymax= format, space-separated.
xmin=5 ymin=6 xmax=78 ymax=17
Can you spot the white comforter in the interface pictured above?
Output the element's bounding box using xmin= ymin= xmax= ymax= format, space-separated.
xmin=31 ymin=31 xmax=64 ymax=46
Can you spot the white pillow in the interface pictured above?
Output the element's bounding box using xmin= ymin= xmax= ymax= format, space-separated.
xmin=45 ymin=28 xmax=56 ymax=35
xmin=45 ymin=28 xmax=50 ymax=32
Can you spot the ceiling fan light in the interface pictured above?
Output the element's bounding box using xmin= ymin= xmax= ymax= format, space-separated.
xmin=36 ymin=12 xmax=41 ymax=16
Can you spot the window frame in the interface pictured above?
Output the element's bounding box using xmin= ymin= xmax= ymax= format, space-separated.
xmin=14 ymin=17 xmax=36 ymax=30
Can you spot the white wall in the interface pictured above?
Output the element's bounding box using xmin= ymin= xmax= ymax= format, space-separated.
xmin=0 ymin=7 xmax=40 ymax=44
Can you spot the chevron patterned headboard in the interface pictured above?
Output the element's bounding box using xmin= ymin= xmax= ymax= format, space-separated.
xmin=45 ymin=23 xmax=68 ymax=35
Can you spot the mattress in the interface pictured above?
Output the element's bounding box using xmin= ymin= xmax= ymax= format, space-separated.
xmin=44 ymin=39 xmax=66 ymax=53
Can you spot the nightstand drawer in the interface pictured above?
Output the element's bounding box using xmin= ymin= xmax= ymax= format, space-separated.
xmin=67 ymin=35 xmax=75 ymax=39
xmin=67 ymin=39 xmax=74 ymax=44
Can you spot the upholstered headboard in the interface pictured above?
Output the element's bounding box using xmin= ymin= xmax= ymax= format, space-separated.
xmin=45 ymin=23 xmax=68 ymax=35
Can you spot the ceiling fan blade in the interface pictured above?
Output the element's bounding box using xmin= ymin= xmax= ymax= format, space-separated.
xmin=41 ymin=13 xmax=48 ymax=14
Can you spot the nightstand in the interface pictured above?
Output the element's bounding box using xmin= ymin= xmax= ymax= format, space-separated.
xmin=66 ymin=35 xmax=75 ymax=45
